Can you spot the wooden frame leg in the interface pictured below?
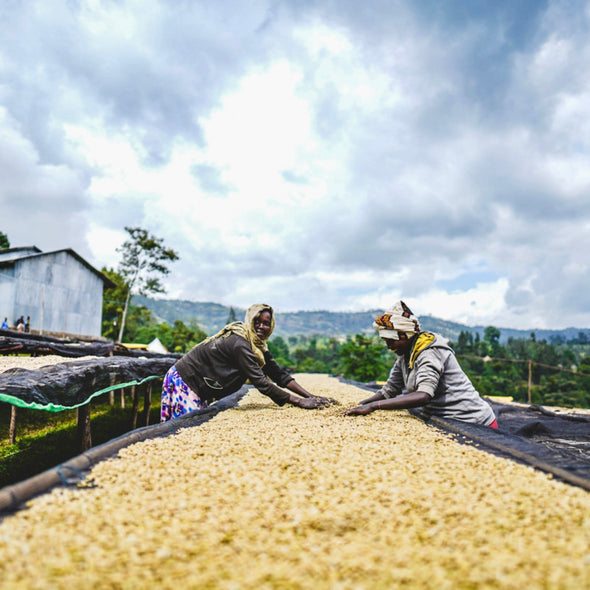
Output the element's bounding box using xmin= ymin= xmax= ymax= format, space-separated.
xmin=143 ymin=383 xmax=153 ymax=426
xmin=77 ymin=404 xmax=92 ymax=452
xmin=109 ymin=373 xmax=116 ymax=406
xmin=131 ymin=385 xmax=139 ymax=429
xmin=9 ymin=406 xmax=17 ymax=446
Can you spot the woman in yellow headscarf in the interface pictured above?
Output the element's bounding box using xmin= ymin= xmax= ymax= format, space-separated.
xmin=161 ymin=303 xmax=331 ymax=421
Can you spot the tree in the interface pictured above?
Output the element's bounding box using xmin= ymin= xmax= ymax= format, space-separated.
xmin=268 ymin=336 xmax=292 ymax=366
xmin=297 ymin=358 xmax=330 ymax=373
xmin=560 ymin=348 xmax=576 ymax=369
xmin=484 ymin=326 xmax=501 ymax=347
xmin=135 ymin=319 xmax=207 ymax=353
xmin=116 ymin=227 xmax=179 ymax=342
xmin=226 ymin=307 xmax=237 ymax=324
xmin=338 ymin=335 xmax=389 ymax=382
xmin=0 ymin=231 xmax=9 ymax=249
xmin=169 ymin=319 xmax=207 ymax=353
xmin=456 ymin=330 xmax=473 ymax=354
xmin=483 ymin=325 xmax=502 ymax=356
xmin=101 ymin=267 xmax=154 ymax=341
xmin=506 ymin=337 xmax=529 ymax=360
xmin=578 ymin=356 xmax=590 ymax=374
xmin=101 ymin=267 xmax=129 ymax=339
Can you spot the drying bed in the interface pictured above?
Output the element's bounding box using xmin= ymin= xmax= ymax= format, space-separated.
xmin=0 ymin=374 xmax=588 ymax=589
xmin=0 ymin=330 xmax=180 ymax=359
xmin=0 ymin=355 xmax=177 ymax=411
xmin=350 ymin=379 xmax=590 ymax=490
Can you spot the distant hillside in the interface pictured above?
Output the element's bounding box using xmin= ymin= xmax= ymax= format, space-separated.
xmin=132 ymin=296 xmax=590 ymax=343
xmin=133 ymin=296 xmax=234 ymax=335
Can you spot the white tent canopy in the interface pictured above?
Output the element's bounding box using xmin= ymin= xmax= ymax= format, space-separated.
xmin=147 ymin=337 xmax=168 ymax=354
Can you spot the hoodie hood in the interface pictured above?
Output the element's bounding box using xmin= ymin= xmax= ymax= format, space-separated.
xmin=409 ymin=332 xmax=452 ymax=368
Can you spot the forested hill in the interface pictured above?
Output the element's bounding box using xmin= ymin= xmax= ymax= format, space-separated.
xmin=132 ymin=296 xmax=590 ymax=343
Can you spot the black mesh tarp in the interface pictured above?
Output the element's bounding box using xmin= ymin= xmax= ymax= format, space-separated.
xmin=0 ymin=331 xmax=182 ymax=359
xmin=0 ymin=356 xmax=177 ymax=411
xmin=0 ymin=334 xmax=115 ymax=357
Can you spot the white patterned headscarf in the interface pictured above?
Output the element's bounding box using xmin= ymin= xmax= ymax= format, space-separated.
xmin=373 ymin=301 xmax=420 ymax=340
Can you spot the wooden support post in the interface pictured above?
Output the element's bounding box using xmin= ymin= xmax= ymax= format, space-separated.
xmin=143 ymin=382 xmax=153 ymax=426
xmin=131 ymin=385 xmax=139 ymax=429
xmin=77 ymin=404 xmax=92 ymax=452
xmin=120 ymin=387 xmax=126 ymax=409
xmin=9 ymin=406 xmax=17 ymax=445
xmin=109 ymin=373 xmax=116 ymax=406
xmin=528 ymin=361 xmax=533 ymax=404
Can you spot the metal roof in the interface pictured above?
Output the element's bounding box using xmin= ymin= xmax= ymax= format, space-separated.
xmin=0 ymin=246 xmax=116 ymax=288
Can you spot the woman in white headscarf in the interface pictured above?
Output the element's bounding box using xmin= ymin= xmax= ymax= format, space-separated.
xmin=347 ymin=301 xmax=497 ymax=428
xmin=161 ymin=303 xmax=332 ymax=421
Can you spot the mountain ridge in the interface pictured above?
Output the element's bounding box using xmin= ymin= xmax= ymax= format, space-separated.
xmin=132 ymin=295 xmax=590 ymax=344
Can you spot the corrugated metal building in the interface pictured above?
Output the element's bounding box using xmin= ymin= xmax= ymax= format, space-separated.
xmin=0 ymin=247 xmax=114 ymax=338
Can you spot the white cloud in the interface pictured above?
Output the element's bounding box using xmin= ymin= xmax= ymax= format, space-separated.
xmin=201 ymin=62 xmax=312 ymax=180
xmin=413 ymin=280 xmax=510 ymax=326
xmin=86 ymin=226 xmax=127 ymax=270
xmin=2 ymin=0 xmax=590 ymax=330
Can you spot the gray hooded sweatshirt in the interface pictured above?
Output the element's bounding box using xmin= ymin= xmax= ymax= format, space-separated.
xmin=379 ymin=332 xmax=496 ymax=426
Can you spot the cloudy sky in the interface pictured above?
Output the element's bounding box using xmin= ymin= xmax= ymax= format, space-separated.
xmin=2 ymin=0 xmax=590 ymax=330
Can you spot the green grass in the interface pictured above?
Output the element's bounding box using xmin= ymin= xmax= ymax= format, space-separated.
xmin=0 ymin=392 xmax=162 ymax=489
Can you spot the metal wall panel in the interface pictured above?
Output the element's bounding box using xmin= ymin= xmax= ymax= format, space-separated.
xmin=0 ymin=269 xmax=17 ymax=326
xmin=11 ymin=252 xmax=104 ymax=337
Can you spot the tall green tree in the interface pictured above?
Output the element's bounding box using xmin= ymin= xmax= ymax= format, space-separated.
xmin=456 ymin=330 xmax=474 ymax=354
xmin=0 ymin=231 xmax=9 ymax=249
xmin=116 ymin=227 xmax=179 ymax=342
xmin=101 ymin=267 xmax=128 ymax=339
xmin=268 ymin=336 xmax=293 ymax=366
xmin=101 ymin=267 xmax=154 ymax=341
xmin=338 ymin=335 xmax=389 ymax=382
xmin=483 ymin=326 xmax=503 ymax=356
xmin=484 ymin=326 xmax=501 ymax=347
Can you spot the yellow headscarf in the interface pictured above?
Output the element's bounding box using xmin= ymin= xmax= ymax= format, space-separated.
xmin=200 ymin=303 xmax=275 ymax=367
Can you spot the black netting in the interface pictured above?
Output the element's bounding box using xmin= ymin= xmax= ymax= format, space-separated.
xmin=0 ymin=356 xmax=177 ymax=411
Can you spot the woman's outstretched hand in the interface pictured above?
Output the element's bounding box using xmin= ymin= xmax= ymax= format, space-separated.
xmin=316 ymin=395 xmax=339 ymax=406
xmin=346 ymin=403 xmax=376 ymax=415
xmin=291 ymin=395 xmax=333 ymax=409
xmin=347 ymin=391 xmax=429 ymax=415
xmin=286 ymin=381 xmax=338 ymax=407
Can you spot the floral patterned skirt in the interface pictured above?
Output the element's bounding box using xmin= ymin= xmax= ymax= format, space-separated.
xmin=160 ymin=365 xmax=207 ymax=422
